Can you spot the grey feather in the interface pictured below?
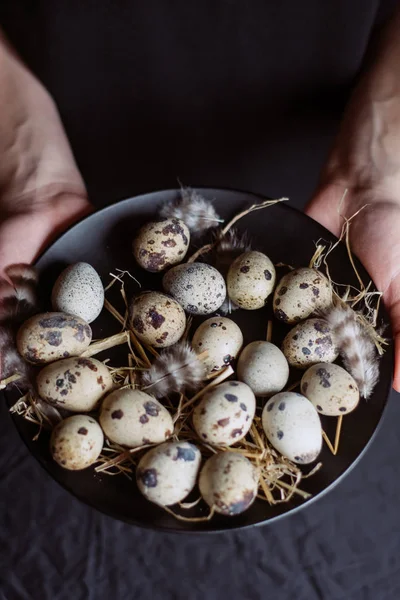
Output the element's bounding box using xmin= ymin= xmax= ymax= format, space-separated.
xmin=321 ymin=302 xmax=380 ymax=399
xmin=0 ymin=264 xmax=38 ymax=324
xmin=218 ymin=296 xmax=240 ymax=316
xmin=0 ymin=327 xmax=33 ymax=388
xmin=141 ymin=342 xmax=206 ymax=398
xmin=159 ymin=187 xmax=222 ymax=233
xmin=214 ymin=228 xmax=252 ymax=276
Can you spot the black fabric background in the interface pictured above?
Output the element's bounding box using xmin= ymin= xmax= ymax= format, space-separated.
xmin=1 ymin=2 xmax=400 ymax=599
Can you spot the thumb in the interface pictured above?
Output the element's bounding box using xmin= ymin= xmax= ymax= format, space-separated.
xmin=305 ymin=182 xmax=350 ymax=238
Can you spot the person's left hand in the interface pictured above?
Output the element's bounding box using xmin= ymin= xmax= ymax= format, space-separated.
xmin=306 ymin=181 xmax=400 ymax=392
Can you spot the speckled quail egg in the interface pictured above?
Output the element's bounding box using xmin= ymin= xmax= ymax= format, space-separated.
xmin=301 ymin=363 xmax=359 ymax=416
xmin=262 ymin=392 xmax=322 ymax=464
xmin=191 ymin=317 xmax=243 ymax=374
xmin=227 ymin=251 xmax=276 ymax=310
xmin=17 ymin=312 xmax=92 ymax=364
xmin=163 ymin=262 xmax=226 ymax=315
xmin=237 ymin=341 xmax=289 ymax=397
xmin=99 ymin=388 xmax=173 ymax=447
xmin=130 ymin=291 xmax=186 ymax=348
xmin=198 ymin=452 xmax=259 ymax=516
xmin=282 ymin=318 xmax=338 ymax=368
xmin=51 ymin=262 xmax=104 ymax=323
xmin=193 ymin=381 xmax=255 ymax=446
xmin=133 ymin=218 xmax=190 ymax=272
xmin=50 ymin=415 xmax=104 ymax=470
xmin=273 ymin=268 xmax=332 ymax=323
xmin=136 ymin=441 xmax=201 ymax=506
xmin=37 ymin=357 xmax=113 ymax=411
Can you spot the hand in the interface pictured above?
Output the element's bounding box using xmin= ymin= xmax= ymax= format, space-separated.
xmin=306 ymin=182 xmax=400 ymax=392
xmin=0 ymin=29 xmax=92 ymax=277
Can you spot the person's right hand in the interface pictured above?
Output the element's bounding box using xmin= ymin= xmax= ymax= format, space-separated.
xmin=0 ymin=29 xmax=92 ymax=278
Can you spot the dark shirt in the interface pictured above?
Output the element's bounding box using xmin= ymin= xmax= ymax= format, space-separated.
xmin=0 ymin=1 xmax=397 ymax=208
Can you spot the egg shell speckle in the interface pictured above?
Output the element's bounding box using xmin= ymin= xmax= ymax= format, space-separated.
xmin=193 ymin=381 xmax=255 ymax=446
xmin=50 ymin=415 xmax=104 ymax=470
xmin=51 ymin=262 xmax=104 ymax=324
xmin=273 ymin=268 xmax=332 ymax=324
xmin=100 ymin=388 xmax=173 ymax=447
xmin=163 ymin=262 xmax=226 ymax=315
xmin=282 ymin=318 xmax=338 ymax=368
xmin=262 ymin=392 xmax=322 ymax=464
xmin=133 ymin=218 xmax=190 ymax=272
xmin=227 ymin=251 xmax=276 ymax=310
xmin=301 ymin=363 xmax=360 ymax=416
xmin=136 ymin=441 xmax=201 ymax=506
xmin=237 ymin=341 xmax=289 ymax=397
xmin=191 ymin=317 xmax=243 ymax=373
xmin=199 ymin=452 xmax=259 ymax=515
xmin=17 ymin=312 xmax=92 ymax=364
xmin=37 ymin=357 xmax=113 ymax=412
xmin=130 ymin=291 xmax=186 ymax=348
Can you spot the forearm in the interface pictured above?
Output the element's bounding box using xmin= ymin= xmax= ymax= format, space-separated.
xmin=0 ymin=30 xmax=91 ymax=271
xmin=323 ymin=6 xmax=400 ymax=200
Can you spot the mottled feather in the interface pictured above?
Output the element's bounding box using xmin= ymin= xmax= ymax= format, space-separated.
xmin=141 ymin=343 xmax=206 ymax=398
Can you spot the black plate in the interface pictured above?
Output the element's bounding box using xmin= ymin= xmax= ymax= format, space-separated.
xmin=4 ymin=188 xmax=394 ymax=532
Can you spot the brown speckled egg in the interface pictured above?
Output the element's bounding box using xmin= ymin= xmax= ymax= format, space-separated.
xmin=163 ymin=263 xmax=226 ymax=315
xmin=262 ymin=392 xmax=322 ymax=464
xmin=199 ymin=452 xmax=259 ymax=516
xmin=273 ymin=268 xmax=332 ymax=323
xmin=237 ymin=341 xmax=289 ymax=397
xmin=50 ymin=415 xmax=104 ymax=470
xmin=99 ymin=388 xmax=173 ymax=447
xmin=282 ymin=318 xmax=338 ymax=369
xmin=130 ymin=291 xmax=186 ymax=348
xmin=301 ymin=363 xmax=359 ymax=416
xmin=191 ymin=317 xmax=243 ymax=374
xmin=227 ymin=251 xmax=276 ymax=310
xmin=136 ymin=441 xmax=201 ymax=506
xmin=36 ymin=357 xmax=113 ymax=411
xmin=133 ymin=218 xmax=190 ymax=272
xmin=193 ymin=381 xmax=255 ymax=446
xmin=17 ymin=312 xmax=92 ymax=364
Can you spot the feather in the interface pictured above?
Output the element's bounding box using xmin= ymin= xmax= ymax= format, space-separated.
xmin=0 ymin=264 xmax=38 ymax=389
xmin=0 ymin=264 xmax=38 ymax=324
xmin=159 ymin=187 xmax=222 ymax=233
xmin=218 ymin=295 xmax=240 ymax=316
xmin=214 ymin=228 xmax=252 ymax=275
xmin=141 ymin=342 xmax=206 ymax=398
xmin=0 ymin=326 xmax=33 ymax=388
xmin=321 ymin=302 xmax=380 ymax=399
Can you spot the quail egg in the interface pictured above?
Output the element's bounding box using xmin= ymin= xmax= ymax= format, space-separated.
xmin=130 ymin=291 xmax=186 ymax=348
xmin=237 ymin=341 xmax=289 ymax=397
xmin=301 ymin=363 xmax=359 ymax=416
xmin=133 ymin=218 xmax=190 ymax=272
xmin=163 ymin=262 xmax=226 ymax=315
xmin=199 ymin=452 xmax=259 ymax=516
xmin=17 ymin=312 xmax=92 ymax=364
xmin=262 ymin=392 xmax=322 ymax=464
xmin=99 ymin=388 xmax=173 ymax=447
xmin=50 ymin=415 xmax=104 ymax=470
xmin=136 ymin=441 xmax=201 ymax=506
xmin=282 ymin=318 xmax=338 ymax=368
xmin=227 ymin=251 xmax=276 ymax=310
xmin=193 ymin=381 xmax=255 ymax=446
xmin=191 ymin=317 xmax=243 ymax=374
xmin=36 ymin=356 xmax=113 ymax=411
xmin=273 ymin=267 xmax=332 ymax=323
xmin=51 ymin=262 xmax=104 ymax=323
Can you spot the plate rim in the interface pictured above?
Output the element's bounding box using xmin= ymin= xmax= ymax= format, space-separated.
xmin=5 ymin=186 xmax=395 ymax=533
